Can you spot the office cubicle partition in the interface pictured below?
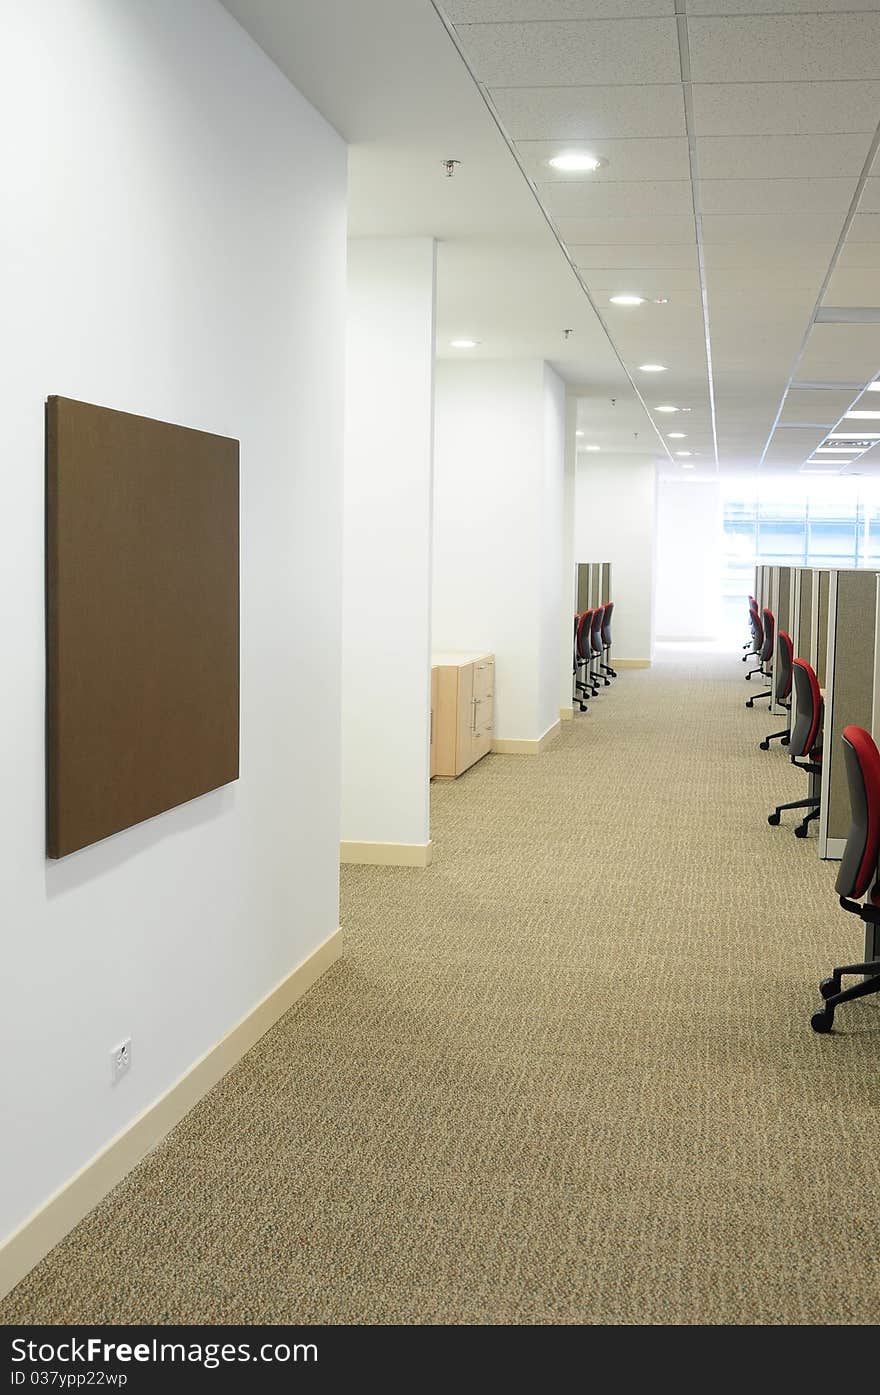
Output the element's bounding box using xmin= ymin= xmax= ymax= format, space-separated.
xmin=813 ymin=570 xmax=831 ymax=687
xmin=819 ymin=570 xmax=876 ymax=872
xmin=575 ymin=561 xmax=612 ymax=614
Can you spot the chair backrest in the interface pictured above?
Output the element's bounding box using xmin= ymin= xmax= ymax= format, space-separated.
xmin=577 ymin=609 xmax=592 ymax=661
xmin=760 ymin=607 xmax=775 ymax=663
xmin=836 ymin=725 xmax=880 ymax=900
xmin=601 ymin=600 xmax=613 ymax=647
xmin=590 ymin=606 xmax=604 ymax=654
xmin=749 ymin=607 xmax=763 ymax=649
xmin=775 ymin=630 xmax=794 ymax=703
xmin=790 ymin=659 xmax=822 ymax=759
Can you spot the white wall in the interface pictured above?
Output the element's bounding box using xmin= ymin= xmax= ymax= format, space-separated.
xmin=655 ymin=478 xmax=723 ymax=640
xmin=342 ymin=238 xmax=436 ymax=851
xmin=560 ymin=398 xmax=579 ymax=713
xmin=0 ymin=0 xmax=346 ymax=1247
xmin=433 ymin=359 xmax=566 ymax=742
xmin=574 ymin=455 xmax=657 ymax=662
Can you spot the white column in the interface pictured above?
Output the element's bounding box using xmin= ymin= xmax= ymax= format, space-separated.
xmin=341 ymin=238 xmax=436 ymax=864
xmin=433 ymin=358 xmax=566 ymax=744
xmin=575 ymin=454 xmax=658 ymax=664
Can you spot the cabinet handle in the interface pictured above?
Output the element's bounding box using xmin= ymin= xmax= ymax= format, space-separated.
xmin=472 ymin=696 xmax=479 ymax=733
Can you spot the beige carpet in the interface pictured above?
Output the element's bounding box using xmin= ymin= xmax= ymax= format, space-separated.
xmin=3 ymin=646 xmax=879 ymax=1325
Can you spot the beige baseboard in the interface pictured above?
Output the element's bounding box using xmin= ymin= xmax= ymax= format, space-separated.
xmin=340 ymin=840 xmax=433 ymax=868
xmin=493 ymin=719 xmax=561 ymax=755
xmin=560 ymin=706 xmax=574 ymax=721
xmin=0 ymin=928 xmax=342 ymax=1303
xmin=614 ymin=658 xmax=651 ymax=669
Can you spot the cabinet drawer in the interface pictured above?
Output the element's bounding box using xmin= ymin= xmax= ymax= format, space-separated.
xmin=473 ymin=659 xmax=494 ymax=699
xmin=472 ymin=720 xmax=493 ymax=763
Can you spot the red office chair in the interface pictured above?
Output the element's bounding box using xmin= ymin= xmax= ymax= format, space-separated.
xmin=572 ymin=614 xmax=588 ymax=712
xmin=743 ymin=603 xmax=763 ymax=665
xmin=768 ymin=658 xmax=822 ymax=838
xmin=759 ymin=629 xmax=793 ymax=750
xmin=811 ymin=725 xmax=880 ymax=1033
xmin=600 ymin=602 xmax=616 ymax=679
xmin=745 ymin=606 xmax=774 ymax=698
xmin=576 ymin=610 xmax=598 ymax=700
xmin=590 ymin=606 xmax=610 ymax=687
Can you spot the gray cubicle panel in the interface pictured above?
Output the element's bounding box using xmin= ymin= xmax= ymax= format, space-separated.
xmin=600 ymin=562 xmax=611 ymax=607
xmin=590 ymin=562 xmax=601 ymax=607
xmin=769 ymin=565 xmax=792 ymax=715
xmin=819 ymin=569 xmax=876 ymax=866
xmin=813 ymin=570 xmax=830 ymax=687
xmin=575 ymin=563 xmax=591 ymax=613
xmin=794 ymin=568 xmax=813 ymax=659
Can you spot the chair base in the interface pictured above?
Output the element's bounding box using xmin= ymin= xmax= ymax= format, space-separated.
xmin=746 ymin=687 xmax=772 ymax=709
xmin=759 ymin=727 xmax=790 ymax=751
xmin=768 ymin=796 xmax=819 ymax=828
xmin=811 ymin=961 xmax=880 ymax=1033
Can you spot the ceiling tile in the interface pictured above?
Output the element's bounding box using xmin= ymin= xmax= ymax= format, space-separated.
xmin=447 ymin=1 xmax=674 ymax=16
xmin=849 ymin=214 xmax=880 ymax=242
xmin=488 ymin=85 xmax=687 ymax=140
xmin=582 ymin=267 xmax=701 ymax=292
xmin=698 ymin=177 xmax=857 ymax=216
xmin=454 ymin=19 xmax=681 ymax=85
xmin=824 ymin=267 xmax=880 ymax=305
xmin=798 ymin=321 xmax=880 ymax=379
xmin=687 ymin=0 xmax=880 ymax=12
xmin=836 ymin=243 xmax=880 ymax=268
xmin=689 ymin=16 xmax=880 ymax=84
xmin=703 ymin=242 xmax=834 ymax=272
xmin=696 ymin=134 xmax=873 ymax=181
xmin=692 ymin=81 xmax=880 ymax=138
xmin=860 ymin=179 xmax=880 ymax=214
xmin=516 ymin=137 xmax=690 ymax=183
xmin=700 ymin=212 xmax=846 ymax=244
xmin=779 ymin=389 xmax=859 ymax=426
xmin=571 ymin=243 xmax=699 ymax=270
xmin=558 ymin=215 xmax=696 ymax=245
xmin=543 ymin=181 xmax=693 ymax=219
xmin=705 ymin=265 xmax=825 ymax=292
xmin=764 ymin=426 xmax=829 ymax=461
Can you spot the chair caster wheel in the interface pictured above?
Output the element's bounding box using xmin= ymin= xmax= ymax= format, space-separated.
xmin=746 ymin=699 xmax=754 ymax=708
xmin=782 ymin=737 xmax=790 ymax=746
xmin=819 ymin=977 xmax=837 ymax=1001
xmin=811 ymin=1009 xmax=834 ymax=1034
xmin=745 ymin=672 xmax=751 ymax=680
xmin=759 ymin=739 xmax=770 ymax=750
xmin=768 ymin=812 xmax=781 ymax=826
xmin=795 ymin=824 xmax=808 ymax=838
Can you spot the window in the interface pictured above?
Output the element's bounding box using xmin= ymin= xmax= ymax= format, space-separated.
xmin=721 ymin=476 xmax=880 ymax=635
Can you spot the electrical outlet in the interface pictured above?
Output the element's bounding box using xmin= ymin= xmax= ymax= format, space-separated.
xmin=110 ymin=1037 xmax=132 ymax=1084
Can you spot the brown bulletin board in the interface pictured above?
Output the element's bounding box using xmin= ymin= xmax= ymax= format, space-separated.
xmin=46 ymin=397 xmax=240 ymax=858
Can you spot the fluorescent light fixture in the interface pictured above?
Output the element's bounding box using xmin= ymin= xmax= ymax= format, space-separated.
xmin=584 ymin=444 xmax=600 ymax=452
xmin=450 ymin=338 xmax=479 ymax=348
xmin=815 ymin=306 xmax=880 ymax=324
xmin=802 ymin=467 xmax=842 ymax=474
xmin=576 ymin=430 xmax=584 ymax=437
xmin=655 ymin=405 xmax=678 ymax=413
xmin=609 ymin=294 xmax=645 ymax=307
xmin=548 ymin=151 xmax=603 ymax=172
xmin=845 ymin=411 xmax=880 ymax=419
xmin=675 ymin=451 xmax=692 ymax=457
xmin=867 ymin=381 xmax=880 ymax=392
xmin=667 ymin=432 xmax=686 ymax=439
xmin=639 ymin=363 xmax=666 ymax=372
xmin=681 ymin=463 xmax=695 ymax=470
xmin=815 ymin=448 xmax=860 ymax=455
xmin=827 ymin=432 xmax=880 ymax=440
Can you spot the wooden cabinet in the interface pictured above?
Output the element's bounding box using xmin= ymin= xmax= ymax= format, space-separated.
xmin=430 ymin=651 xmax=495 ymax=778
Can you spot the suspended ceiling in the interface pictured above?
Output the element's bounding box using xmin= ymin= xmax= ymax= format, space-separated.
xmin=222 ymin=0 xmax=880 ymax=477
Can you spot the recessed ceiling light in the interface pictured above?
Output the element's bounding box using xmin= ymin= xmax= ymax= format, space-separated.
xmin=667 ymin=432 xmax=686 ymax=439
xmin=675 ymin=451 xmax=692 ymax=457
xmin=655 ymin=405 xmax=678 ymax=413
xmin=450 ymin=338 xmax=479 ymax=349
xmin=845 ymin=411 xmax=880 ymax=419
xmin=548 ymin=152 xmax=603 ymax=172
xmin=639 ymin=364 xmax=666 ymax=372
xmin=584 ymin=444 xmax=600 ymax=452
xmin=609 ymin=294 xmax=645 ymax=307
xmin=681 ymin=463 xmax=695 ymax=470
xmin=576 ymin=430 xmax=584 ymax=436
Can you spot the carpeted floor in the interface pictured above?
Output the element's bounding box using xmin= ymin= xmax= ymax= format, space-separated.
xmin=3 ymin=646 xmax=879 ymax=1325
